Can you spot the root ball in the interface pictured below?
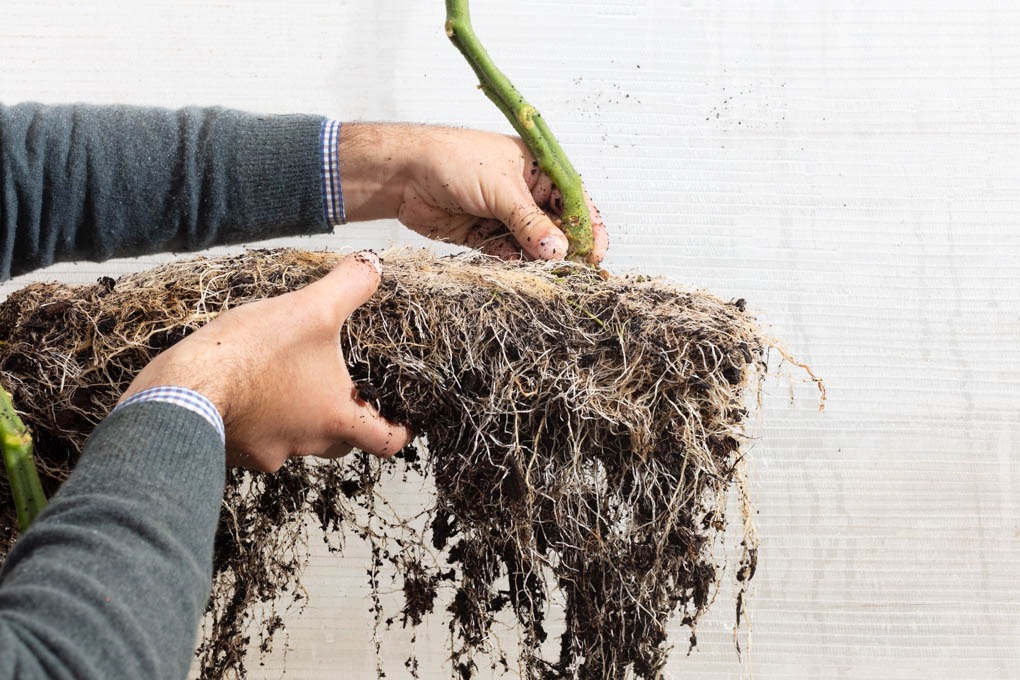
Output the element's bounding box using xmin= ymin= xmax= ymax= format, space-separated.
xmin=0 ymin=249 xmax=767 ymax=679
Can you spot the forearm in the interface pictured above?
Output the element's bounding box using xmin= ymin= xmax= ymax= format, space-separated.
xmin=0 ymin=401 xmax=225 ymax=680
xmin=0 ymin=103 xmax=328 ymax=280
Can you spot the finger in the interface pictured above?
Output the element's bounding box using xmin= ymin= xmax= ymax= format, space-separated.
xmin=338 ymin=407 xmax=410 ymax=460
xmin=528 ymin=169 xmax=554 ymax=204
xmin=549 ymin=188 xmax=564 ymax=216
xmin=304 ymin=251 xmax=383 ymax=324
xmin=464 ymin=220 xmax=525 ymax=260
xmin=585 ymin=189 xmax=610 ymax=264
xmin=338 ymin=387 xmax=414 ymax=458
xmin=479 ymin=235 xmax=525 ymax=261
xmin=494 ymin=188 xmax=568 ymax=261
xmin=465 ymin=219 xmax=505 ymax=247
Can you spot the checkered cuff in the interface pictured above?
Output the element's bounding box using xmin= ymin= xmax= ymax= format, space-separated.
xmin=114 ymin=386 xmax=225 ymax=444
xmin=320 ymin=118 xmax=346 ymax=227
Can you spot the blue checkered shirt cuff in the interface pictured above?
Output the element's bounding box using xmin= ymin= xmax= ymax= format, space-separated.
xmin=320 ymin=118 xmax=346 ymax=227
xmin=114 ymin=386 xmax=226 ymax=444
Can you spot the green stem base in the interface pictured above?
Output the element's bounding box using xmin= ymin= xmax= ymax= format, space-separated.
xmin=1 ymin=387 xmax=47 ymax=532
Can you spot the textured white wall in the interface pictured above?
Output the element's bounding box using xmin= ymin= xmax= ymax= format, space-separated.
xmin=2 ymin=1 xmax=1018 ymax=678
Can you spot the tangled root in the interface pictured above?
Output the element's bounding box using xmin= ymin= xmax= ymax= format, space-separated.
xmin=0 ymin=248 xmax=776 ymax=679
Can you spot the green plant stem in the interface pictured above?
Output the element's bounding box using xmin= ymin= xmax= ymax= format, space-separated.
xmin=1 ymin=387 xmax=47 ymax=532
xmin=445 ymin=0 xmax=594 ymax=262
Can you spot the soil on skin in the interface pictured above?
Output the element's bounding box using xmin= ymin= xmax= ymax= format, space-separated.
xmin=0 ymin=248 xmax=772 ymax=679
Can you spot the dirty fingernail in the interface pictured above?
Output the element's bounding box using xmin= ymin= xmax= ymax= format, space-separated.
xmin=355 ymin=250 xmax=383 ymax=275
xmin=537 ymin=233 xmax=568 ymax=260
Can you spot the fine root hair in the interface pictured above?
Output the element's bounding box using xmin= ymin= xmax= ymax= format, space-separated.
xmin=0 ymin=248 xmax=784 ymax=679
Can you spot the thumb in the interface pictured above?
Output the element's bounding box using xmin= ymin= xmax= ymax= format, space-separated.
xmin=495 ymin=187 xmax=569 ymax=261
xmin=306 ymin=251 xmax=383 ymax=323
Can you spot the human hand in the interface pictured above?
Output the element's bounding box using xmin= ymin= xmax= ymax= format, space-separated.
xmin=118 ymin=253 xmax=412 ymax=472
xmin=338 ymin=123 xmax=608 ymax=264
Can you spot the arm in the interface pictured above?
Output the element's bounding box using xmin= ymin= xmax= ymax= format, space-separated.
xmin=1 ymin=104 xmax=606 ymax=281
xmin=0 ymin=402 xmax=225 ymax=679
xmin=0 ymin=253 xmax=409 ymax=678
xmin=0 ymin=103 xmax=327 ymax=280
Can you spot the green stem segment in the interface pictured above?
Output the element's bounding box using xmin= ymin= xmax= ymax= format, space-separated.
xmin=445 ymin=0 xmax=594 ymax=262
xmin=1 ymin=387 xmax=47 ymax=532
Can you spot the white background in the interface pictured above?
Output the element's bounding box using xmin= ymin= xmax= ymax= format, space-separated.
xmin=2 ymin=1 xmax=1018 ymax=678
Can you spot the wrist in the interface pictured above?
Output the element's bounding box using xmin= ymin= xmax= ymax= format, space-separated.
xmin=118 ymin=341 xmax=238 ymax=434
xmin=115 ymin=386 xmax=226 ymax=444
xmin=338 ymin=123 xmax=415 ymax=222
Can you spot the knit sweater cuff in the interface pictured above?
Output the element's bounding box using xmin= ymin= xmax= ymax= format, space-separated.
xmin=65 ymin=401 xmax=225 ymax=522
xmin=217 ymin=112 xmax=331 ymax=243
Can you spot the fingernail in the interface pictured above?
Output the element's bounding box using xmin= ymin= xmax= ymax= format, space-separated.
xmin=537 ymin=233 xmax=568 ymax=260
xmin=355 ymin=250 xmax=383 ymax=275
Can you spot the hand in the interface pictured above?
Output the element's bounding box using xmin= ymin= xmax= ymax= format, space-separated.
xmin=338 ymin=123 xmax=609 ymax=264
xmin=118 ymin=253 xmax=412 ymax=472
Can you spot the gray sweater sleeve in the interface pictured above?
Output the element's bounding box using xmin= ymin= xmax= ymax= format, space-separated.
xmin=0 ymin=402 xmax=225 ymax=680
xmin=0 ymin=102 xmax=330 ymax=280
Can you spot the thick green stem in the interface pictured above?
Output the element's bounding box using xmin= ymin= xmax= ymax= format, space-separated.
xmin=1 ymin=387 xmax=47 ymax=532
xmin=445 ymin=0 xmax=594 ymax=262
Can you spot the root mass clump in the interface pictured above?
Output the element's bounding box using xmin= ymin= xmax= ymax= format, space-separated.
xmin=0 ymin=249 xmax=768 ymax=679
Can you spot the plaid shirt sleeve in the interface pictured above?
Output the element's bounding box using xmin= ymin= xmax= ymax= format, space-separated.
xmin=114 ymin=386 xmax=225 ymax=444
xmin=320 ymin=118 xmax=346 ymax=227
